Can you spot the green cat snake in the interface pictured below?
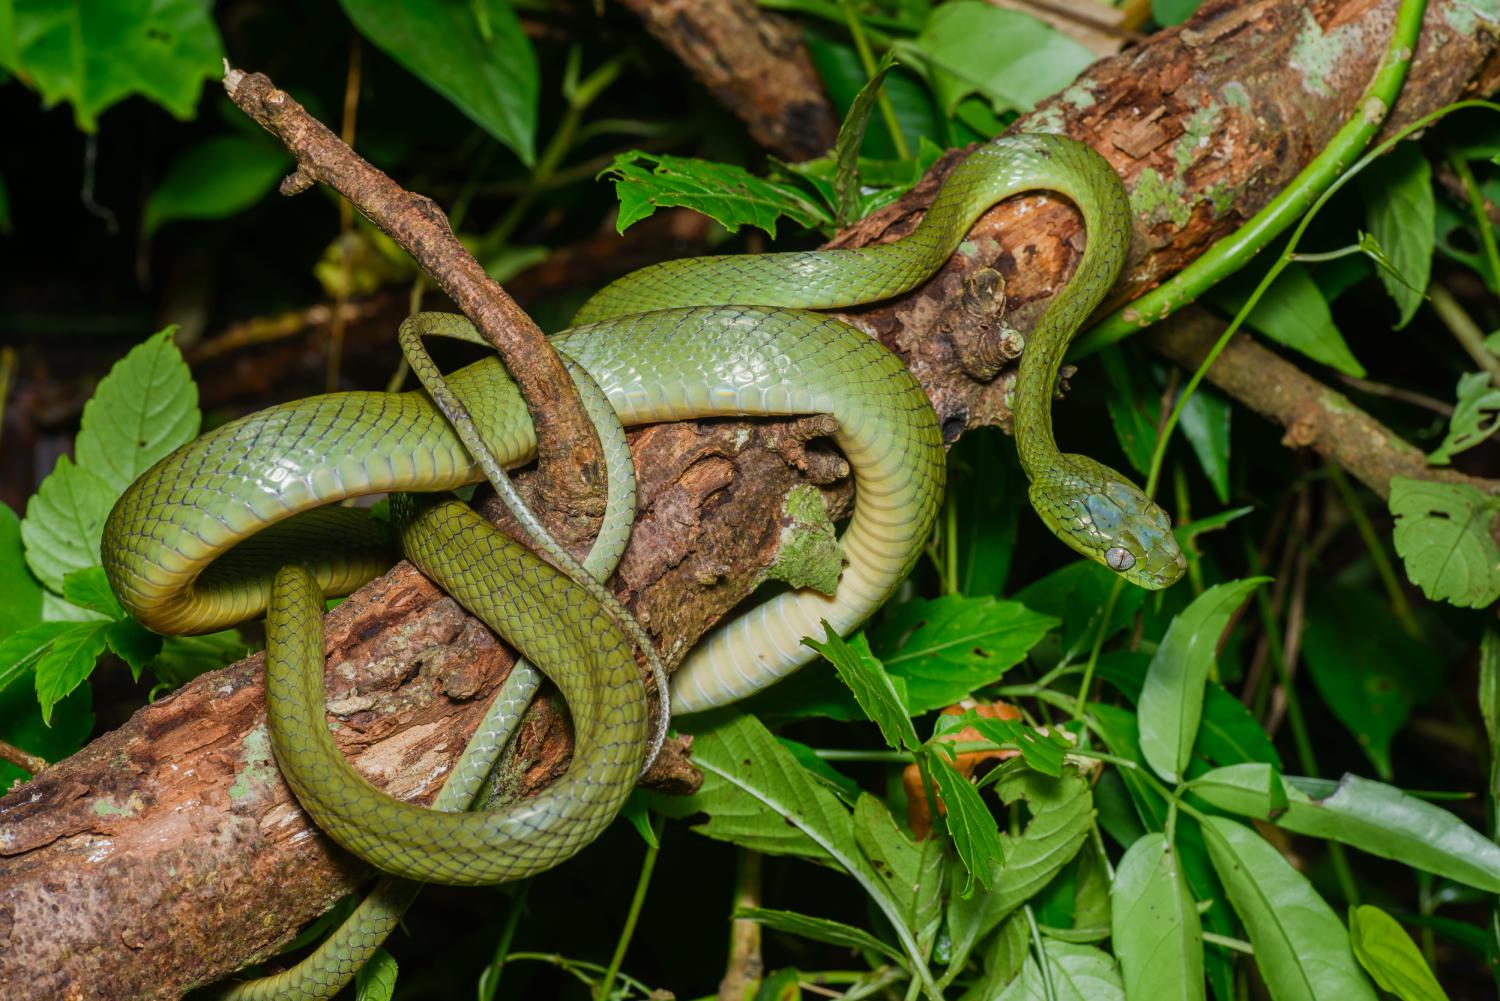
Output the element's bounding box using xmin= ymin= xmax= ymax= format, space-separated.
xmin=100 ymin=132 xmax=1185 ymax=997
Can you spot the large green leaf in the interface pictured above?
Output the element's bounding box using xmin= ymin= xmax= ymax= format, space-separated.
xmin=1358 ymin=142 xmax=1434 ymax=330
xmin=804 ymin=623 xmax=918 ymax=751
xmin=946 ymin=769 xmax=1092 ymax=973
xmin=0 ymin=622 xmax=76 ymax=696
xmin=0 ymin=502 xmax=43 ymax=639
xmin=1202 ymin=817 xmax=1376 ymax=1001
xmin=1428 ymin=371 xmax=1500 ymax=465
xmin=354 ymin=945 xmax=398 ymax=1001
xmin=997 ymin=940 xmax=1123 ymax=1001
xmin=1099 ymin=345 xmax=1159 ymax=477
xmin=603 ymin=151 xmax=831 ymax=238
xmin=144 ymin=135 xmax=292 ymax=234
xmin=338 ymin=0 xmax=538 ymax=165
xmin=1277 ymin=774 xmax=1500 ymax=893
xmin=1 ymin=0 xmax=223 ymax=130
xmin=1178 ymin=387 xmax=1232 ymax=504
xmin=33 ymin=620 xmax=111 ymax=724
xmin=852 ymin=795 xmax=944 ymax=954
xmin=929 ymin=747 xmax=1003 ymax=892
xmin=1389 ymin=477 xmax=1500 ymax=608
xmin=20 ymin=456 xmax=114 ymax=594
xmin=959 ymin=912 xmax=1028 ymax=999
xmin=1137 ymin=578 xmax=1267 ymax=782
xmin=869 ymin=595 xmax=1057 ymax=712
xmin=1348 ymin=905 xmax=1448 ymax=1001
xmin=1222 ymin=264 xmax=1365 ymax=377
xmin=898 ymin=1 xmax=1093 ymax=116
xmin=1111 ymin=833 xmax=1204 ymax=1001
xmin=1190 ymin=762 xmax=1289 ymax=820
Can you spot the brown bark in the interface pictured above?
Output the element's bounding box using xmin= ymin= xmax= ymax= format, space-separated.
xmin=3 ymin=1 xmax=1499 ymax=998
xmin=617 ymin=0 xmax=838 ymax=161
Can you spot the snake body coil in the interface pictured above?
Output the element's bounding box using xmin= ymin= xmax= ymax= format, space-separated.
xmin=101 ymin=133 xmax=1183 ymax=995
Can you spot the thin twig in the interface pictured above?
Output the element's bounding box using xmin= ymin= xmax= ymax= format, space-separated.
xmin=0 ymin=738 xmax=47 ymax=776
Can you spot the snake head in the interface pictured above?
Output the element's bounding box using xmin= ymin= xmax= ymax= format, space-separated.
xmin=1032 ymin=456 xmax=1187 ymax=590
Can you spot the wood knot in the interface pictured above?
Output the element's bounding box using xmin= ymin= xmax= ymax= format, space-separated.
xmin=765 ymin=414 xmax=848 ymax=484
xmin=941 ymin=269 xmax=1021 ymax=381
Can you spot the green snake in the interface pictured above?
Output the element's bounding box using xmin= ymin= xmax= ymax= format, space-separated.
xmin=100 ymin=132 xmax=1184 ymax=997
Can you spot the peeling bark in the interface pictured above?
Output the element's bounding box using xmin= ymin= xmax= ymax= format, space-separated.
xmin=3 ymin=1 xmax=1498 ymax=997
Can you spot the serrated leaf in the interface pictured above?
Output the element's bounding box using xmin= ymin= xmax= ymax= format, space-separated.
xmin=144 ymin=135 xmax=291 ymax=234
xmin=62 ymin=567 xmax=124 ymax=619
xmin=74 ymin=327 xmax=200 ymax=496
xmin=0 ymin=622 xmax=75 ymax=696
xmin=734 ymin=907 xmax=905 ymax=965
xmin=832 ymin=53 xmax=895 ymax=227
xmin=949 ymin=713 xmax=1068 ymax=777
xmin=338 ymin=0 xmax=538 ymax=165
xmin=963 ymin=912 xmax=1029 ymax=998
xmin=804 ymin=623 xmax=918 ymax=751
xmin=1202 ymin=816 xmax=1377 ymax=1001
xmin=603 ymin=151 xmax=831 ymax=237
xmin=34 ymin=621 xmax=110 ymax=724
xmin=20 ymin=456 xmax=114 ymax=594
xmin=853 ymin=795 xmax=944 ymax=953
xmin=946 ymin=769 xmax=1092 ymax=973
xmin=106 ymin=618 xmax=161 ymax=681
xmin=0 ymin=501 xmax=43 ymax=638
xmin=869 ymin=595 xmax=1057 ymax=712
xmin=1138 ymin=578 xmax=1268 ymax=782
xmin=1277 ymin=774 xmax=1500 ymax=893
xmin=1429 ymin=371 xmax=1500 ymax=465
xmin=897 ymin=2 xmax=1093 ymax=116
xmin=0 ymin=0 xmax=223 ymax=130
xmin=1389 ymin=477 xmax=1500 ymax=608
xmin=929 ymin=747 xmax=1003 ymax=892
xmin=1359 ymin=143 xmax=1434 ymax=329
xmin=354 ymin=945 xmax=398 ymax=1001
xmin=1111 ymin=833 xmax=1205 ymax=1001
xmin=1348 ymin=905 xmax=1449 ymax=1001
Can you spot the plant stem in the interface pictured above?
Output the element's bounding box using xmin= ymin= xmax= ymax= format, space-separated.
xmin=841 ymin=0 xmax=909 ymax=160
xmin=596 ymin=813 xmax=666 ymax=1001
xmin=1073 ymin=578 xmax=1124 ymax=721
xmin=1450 ymin=150 xmax=1500 ymax=297
xmin=477 ymin=882 xmax=529 ymax=1001
xmin=1325 ymin=463 xmax=1421 ymax=638
xmin=1429 ymin=284 xmax=1500 ymax=385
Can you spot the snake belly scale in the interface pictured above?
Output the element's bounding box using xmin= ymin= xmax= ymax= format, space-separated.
xmin=99 ymin=133 xmax=1184 ymax=983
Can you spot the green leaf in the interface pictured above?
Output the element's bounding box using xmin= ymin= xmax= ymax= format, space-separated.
xmin=942 ymin=713 xmax=1069 ymax=777
xmin=1300 ymin=586 xmax=1436 ymax=778
xmin=805 ymin=30 xmax=940 ymax=160
xmin=898 ymin=2 xmax=1093 ymax=116
xmin=0 ymin=622 xmax=75 ymax=695
xmin=1389 ymin=477 xmax=1500 ymax=608
xmin=952 ymin=429 xmax=1025 ymax=596
xmin=619 ymin=789 xmax=659 ymax=848
xmin=962 ymin=912 xmax=1029 ymax=999
xmin=1348 ymin=905 xmax=1449 ymax=1001
xmin=734 ymin=907 xmax=905 ymax=965
xmin=852 ymin=794 xmax=944 ymax=953
xmin=929 ymin=747 xmax=1003 ymax=892
xmin=999 ymin=941 xmax=1123 ymax=1001
xmin=1358 ymin=143 xmax=1434 ymax=329
xmin=946 ymin=769 xmax=1092 ymax=973
xmin=1227 ymin=264 xmax=1366 ymax=377
xmin=1202 ymin=817 xmax=1377 ymax=1001
xmin=1138 ymin=578 xmax=1268 ymax=782
xmin=338 ymin=0 xmax=538 ymax=165
xmin=1152 ymin=0 xmax=1206 ymax=26
xmin=0 ymin=0 xmax=223 ymax=130
xmin=869 ymin=595 xmax=1058 ymax=712
xmin=1277 ymin=774 xmax=1500 ymax=893
xmin=1482 ymin=627 xmax=1500 ymax=755
xmin=1179 ymin=387 xmax=1231 ymax=504
xmin=20 ymin=456 xmax=114 ymax=594
xmin=143 ymin=135 xmax=292 ymax=234
xmin=603 ymin=151 xmax=832 ymax=238
xmin=106 ymin=618 xmax=161 ymax=681
xmin=0 ymin=501 xmax=43 ymax=638
xmin=354 ymin=945 xmax=398 ymax=1001
xmin=61 ymin=567 xmax=123 ymax=619
xmin=804 ymin=623 xmax=919 ymax=751
xmin=832 ymin=53 xmax=895 ymax=227
xmin=75 ymin=327 xmax=201 ymax=496
xmin=1190 ymin=762 xmax=1288 ymax=820
xmin=779 ymin=738 xmax=861 ymax=805
xmin=1015 ymin=561 xmax=1145 ymax=662
xmin=1197 ymin=682 xmax=1281 ymax=768
xmin=34 ymin=621 xmax=111 ymax=724
xmin=1110 ymin=833 xmax=1204 ymax=1001
xmin=1429 ymin=371 xmax=1500 ymax=465
xmin=1100 ymin=345 xmax=1159 ymax=477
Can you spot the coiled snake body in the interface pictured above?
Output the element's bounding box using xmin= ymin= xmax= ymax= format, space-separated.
xmin=101 ymin=133 xmax=1184 ymax=996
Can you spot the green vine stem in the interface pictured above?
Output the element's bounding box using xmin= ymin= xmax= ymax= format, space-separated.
xmin=1073 ymin=0 xmax=1429 ymax=359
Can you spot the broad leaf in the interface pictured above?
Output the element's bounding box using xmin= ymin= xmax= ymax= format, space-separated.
xmin=1359 ymin=143 xmax=1434 ymax=329
xmin=354 ymin=945 xmax=398 ymax=1001
xmin=34 ymin=621 xmax=111 ymax=724
xmin=1224 ymin=264 xmax=1365 ymax=377
xmin=1348 ymin=905 xmax=1449 ymax=1001
xmin=20 ymin=456 xmax=114 ymax=594
xmin=1389 ymin=477 xmax=1500 ymax=608
xmin=1202 ymin=817 xmax=1377 ymax=1001
xmin=61 ymin=567 xmax=124 ymax=619
xmin=1138 ymin=578 xmax=1267 ymax=782
xmin=734 ymin=907 xmax=904 ymax=965
xmin=0 ymin=502 xmax=42 ymax=638
xmin=1153 ymin=0 xmax=1207 ymax=27
xmin=603 ymin=151 xmax=831 ymax=238
xmin=338 ymin=0 xmax=538 ymax=165
xmin=1111 ymin=833 xmax=1204 ymax=1001
xmin=1278 ymin=774 xmax=1500 ymax=893
xmin=144 ymin=135 xmax=292 ymax=234
xmin=1191 ymin=762 xmax=1288 ymax=820
xmin=1100 ymin=345 xmax=1159 ymax=477
xmin=1 ymin=0 xmax=223 ymax=129
xmin=929 ymin=747 xmax=1003 ymax=892
xmin=804 ymin=623 xmax=918 ymax=751
xmin=0 ymin=622 xmax=75 ymax=696
xmin=998 ymin=940 xmax=1123 ymax=1001
xmin=1428 ymin=371 xmax=1500 ymax=465
xmin=852 ymin=795 xmax=943 ymax=953
xmin=960 ymin=912 xmax=1028 ymax=999
xmin=1179 ymin=387 xmax=1231 ymax=504
xmin=869 ymin=595 xmax=1057 ymax=711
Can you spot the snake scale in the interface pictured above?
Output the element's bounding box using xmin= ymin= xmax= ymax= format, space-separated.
xmin=100 ymin=133 xmax=1185 ymax=997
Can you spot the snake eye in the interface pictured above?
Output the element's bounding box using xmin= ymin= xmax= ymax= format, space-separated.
xmin=1104 ymin=546 xmax=1135 ymax=572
